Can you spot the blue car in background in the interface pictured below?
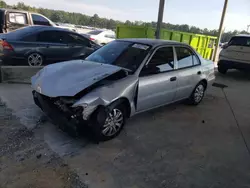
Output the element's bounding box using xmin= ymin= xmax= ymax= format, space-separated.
xmin=0 ymin=26 xmax=100 ymax=66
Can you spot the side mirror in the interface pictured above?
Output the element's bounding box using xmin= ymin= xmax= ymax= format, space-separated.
xmin=89 ymin=41 xmax=101 ymax=49
xmin=222 ymin=43 xmax=228 ymax=49
xmin=141 ymin=65 xmax=160 ymax=76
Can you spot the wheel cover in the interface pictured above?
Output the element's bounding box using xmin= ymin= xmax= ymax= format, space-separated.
xmin=102 ymin=108 xmax=123 ymax=137
xmin=194 ymin=84 xmax=204 ymax=103
xmin=28 ymin=53 xmax=43 ymax=66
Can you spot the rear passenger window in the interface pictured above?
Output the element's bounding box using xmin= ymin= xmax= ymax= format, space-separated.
xmin=37 ymin=31 xmax=66 ymax=43
xmin=175 ymin=47 xmax=199 ymax=69
xmin=22 ymin=34 xmax=37 ymax=42
xmin=193 ymin=55 xmax=200 ymax=65
xmin=9 ymin=12 xmax=28 ymax=24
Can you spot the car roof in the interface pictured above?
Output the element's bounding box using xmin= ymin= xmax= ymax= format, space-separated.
xmin=234 ymin=34 xmax=250 ymax=38
xmin=0 ymin=9 xmax=55 ymax=20
xmin=118 ymin=38 xmax=186 ymax=47
xmin=3 ymin=26 xmax=78 ymax=40
xmin=0 ymin=8 xmax=46 ymax=15
xmin=21 ymin=25 xmax=75 ymax=32
xmin=0 ymin=8 xmax=28 ymax=13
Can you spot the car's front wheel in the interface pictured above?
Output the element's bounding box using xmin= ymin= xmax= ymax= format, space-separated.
xmin=188 ymin=81 xmax=206 ymax=105
xmin=90 ymin=103 xmax=127 ymax=141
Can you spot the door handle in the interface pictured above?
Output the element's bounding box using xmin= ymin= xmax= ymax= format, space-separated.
xmin=170 ymin=77 xmax=177 ymax=82
xmin=197 ymin=71 xmax=201 ymax=75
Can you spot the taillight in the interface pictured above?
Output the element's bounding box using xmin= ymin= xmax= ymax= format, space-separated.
xmin=90 ymin=38 xmax=95 ymax=41
xmin=0 ymin=40 xmax=13 ymax=51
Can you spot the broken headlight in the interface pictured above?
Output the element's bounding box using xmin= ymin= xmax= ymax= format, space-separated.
xmin=72 ymin=106 xmax=84 ymax=117
xmin=60 ymin=97 xmax=77 ymax=105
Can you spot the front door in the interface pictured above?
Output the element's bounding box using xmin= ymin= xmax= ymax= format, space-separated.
xmin=137 ymin=46 xmax=177 ymax=112
xmin=174 ymin=46 xmax=202 ymax=100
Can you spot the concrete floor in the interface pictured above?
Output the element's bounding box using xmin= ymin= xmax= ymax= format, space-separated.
xmin=0 ymin=70 xmax=250 ymax=188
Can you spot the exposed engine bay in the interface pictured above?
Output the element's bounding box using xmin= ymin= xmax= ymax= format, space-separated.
xmin=32 ymin=67 xmax=131 ymax=133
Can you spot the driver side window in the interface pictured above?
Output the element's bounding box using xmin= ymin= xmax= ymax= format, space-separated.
xmin=141 ymin=47 xmax=175 ymax=76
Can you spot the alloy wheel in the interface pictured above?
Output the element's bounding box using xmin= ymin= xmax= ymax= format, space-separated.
xmin=102 ymin=108 xmax=124 ymax=136
xmin=194 ymin=84 xmax=204 ymax=103
xmin=28 ymin=53 xmax=43 ymax=66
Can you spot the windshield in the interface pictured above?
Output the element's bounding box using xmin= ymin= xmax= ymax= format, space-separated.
xmin=86 ymin=40 xmax=151 ymax=72
xmin=87 ymin=30 xmax=103 ymax=35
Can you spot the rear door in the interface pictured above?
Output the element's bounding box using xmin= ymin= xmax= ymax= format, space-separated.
xmin=5 ymin=11 xmax=30 ymax=32
xmin=223 ymin=36 xmax=250 ymax=63
xmin=174 ymin=46 xmax=202 ymax=101
xmin=36 ymin=30 xmax=70 ymax=61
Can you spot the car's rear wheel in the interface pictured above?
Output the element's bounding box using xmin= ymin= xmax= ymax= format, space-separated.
xmin=218 ymin=65 xmax=228 ymax=74
xmin=90 ymin=103 xmax=126 ymax=141
xmin=188 ymin=81 xmax=206 ymax=105
xmin=27 ymin=53 xmax=43 ymax=66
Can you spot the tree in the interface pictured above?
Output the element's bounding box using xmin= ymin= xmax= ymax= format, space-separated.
xmin=106 ymin=19 xmax=116 ymax=29
xmin=125 ymin=20 xmax=132 ymax=25
xmin=0 ymin=0 xmax=7 ymax=8
xmin=16 ymin=2 xmax=30 ymax=11
xmin=50 ymin=12 xmax=62 ymax=22
xmin=89 ymin=14 xmax=100 ymax=27
xmin=1 ymin=0 xmax=248 ymax=41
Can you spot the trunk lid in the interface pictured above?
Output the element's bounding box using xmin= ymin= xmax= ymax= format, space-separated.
xmin=223 ymin=45 xmax=250 ymax=62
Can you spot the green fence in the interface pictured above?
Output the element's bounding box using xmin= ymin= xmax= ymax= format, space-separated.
xmin=116 ymin=25 xmax=217 ymax=60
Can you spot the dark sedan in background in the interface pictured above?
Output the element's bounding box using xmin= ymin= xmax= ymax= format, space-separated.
xmin=0 ymin=26 xmax=100 ymax=66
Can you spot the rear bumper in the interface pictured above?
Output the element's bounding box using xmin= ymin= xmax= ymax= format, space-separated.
xmin=0 ymin=54 xmax=25 ymax=65
xmin=218 ymin=60 xmax=250 ymax=70
xmin=32 ymin=91 xmax=87 ymax=136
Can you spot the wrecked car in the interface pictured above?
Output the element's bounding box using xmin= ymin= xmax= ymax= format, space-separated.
xmin=32 ymin=39 xmax=215 ymax=141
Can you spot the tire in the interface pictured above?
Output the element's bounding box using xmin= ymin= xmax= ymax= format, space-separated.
xmin=90 ymin=103 xmax=127 ymax=142
xmin=188 ymin=82 xmax=206 ymax=105
xmin=27 ymin=53 xmax=43 ymax=66
xmin=218 ymin=65 xmax=228 ymax=74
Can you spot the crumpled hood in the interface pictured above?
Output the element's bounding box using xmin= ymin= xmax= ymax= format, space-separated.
xmin=31 ymin=60 xmax=122 ymax=97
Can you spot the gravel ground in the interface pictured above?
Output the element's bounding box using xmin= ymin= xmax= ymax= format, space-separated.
xmin=0 ymin=100 xmax=87 ymax=188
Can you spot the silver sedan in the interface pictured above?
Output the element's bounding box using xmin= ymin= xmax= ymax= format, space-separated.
xmin=32 ymin=39 xmax=215 ymax=141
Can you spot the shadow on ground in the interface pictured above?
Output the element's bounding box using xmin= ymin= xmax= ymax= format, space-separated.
xmin=1 ymin=70 xmax=250 ymax=188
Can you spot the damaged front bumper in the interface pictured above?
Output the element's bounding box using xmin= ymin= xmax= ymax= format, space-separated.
xmin=32 ymin=91 xmax=88 ymax=136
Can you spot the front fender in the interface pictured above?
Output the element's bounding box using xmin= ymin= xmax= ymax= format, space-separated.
xmin=72 ymin=75 xmax=138 ymax=120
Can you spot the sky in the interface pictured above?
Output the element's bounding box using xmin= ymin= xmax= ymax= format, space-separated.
xmin=7 ymin=0 xmax=250 ymax=31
